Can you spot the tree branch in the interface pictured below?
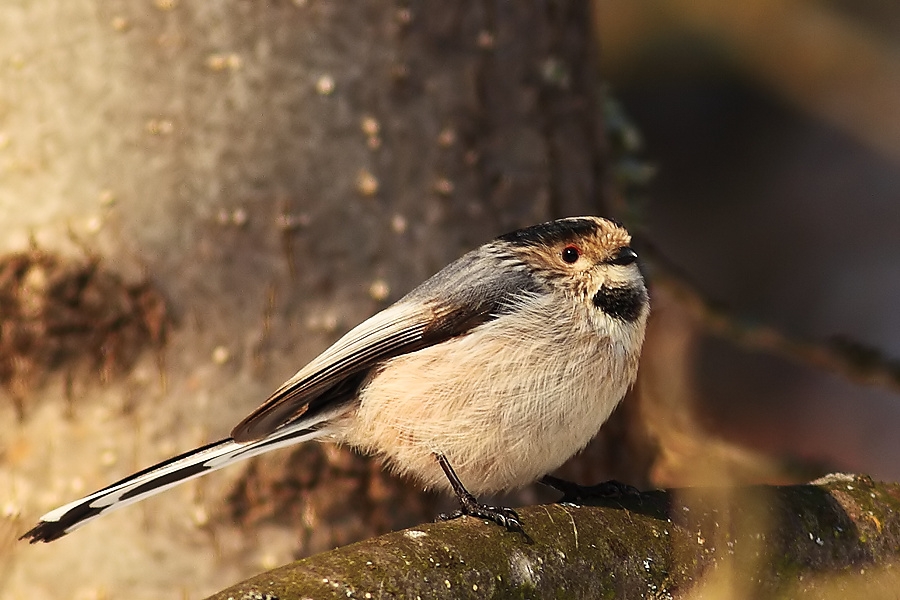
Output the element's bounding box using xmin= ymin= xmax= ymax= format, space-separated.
xmin=206 ymin=474 xmax=900 ymax=599
xmin=641 ymin=240 xmax=900 ymax=396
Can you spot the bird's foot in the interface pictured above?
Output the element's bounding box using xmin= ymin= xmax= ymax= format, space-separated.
xmin=440 ymin=492 xmax=523 ymax=532
xmin=434 ymin=452 xmax=524 ymax=532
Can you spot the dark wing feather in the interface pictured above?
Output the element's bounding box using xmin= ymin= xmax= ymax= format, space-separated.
xmin=232 ymin=303 xmax=438 ymax=441
xmin=231 ymin=245 xmax=543 ymax=443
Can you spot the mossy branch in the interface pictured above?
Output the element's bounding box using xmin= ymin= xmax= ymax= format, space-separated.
xmin=206 ymin=474 xmax=900 ymax=600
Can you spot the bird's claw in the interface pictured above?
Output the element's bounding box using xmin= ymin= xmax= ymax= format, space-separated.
xmin=440 ymin=502 xmax=523 ymax=532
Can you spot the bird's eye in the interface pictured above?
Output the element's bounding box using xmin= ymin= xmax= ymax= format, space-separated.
xmin=561 ymin=245 xmax=581 ymax=264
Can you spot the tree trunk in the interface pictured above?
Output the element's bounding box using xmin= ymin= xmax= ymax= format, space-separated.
xmin=2 ymin=1 xmax=624 ymax=597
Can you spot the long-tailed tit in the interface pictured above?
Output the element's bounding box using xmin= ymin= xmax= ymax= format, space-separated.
xmin=22 ymin=216 xmax=649 ymax=542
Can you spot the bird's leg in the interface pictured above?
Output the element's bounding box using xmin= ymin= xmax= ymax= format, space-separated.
xmin=540 ymin=474 xmax=641 ymax=504
xmin=435 ymin=453 xmax=523 ymax=532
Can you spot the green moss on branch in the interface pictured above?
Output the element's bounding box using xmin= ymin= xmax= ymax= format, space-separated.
xmin=207 ymin=474 xmax=900 ymax=600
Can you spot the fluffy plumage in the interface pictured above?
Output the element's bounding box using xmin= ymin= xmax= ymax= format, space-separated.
xmin=21 ymin=216 xmax=648 ymax=543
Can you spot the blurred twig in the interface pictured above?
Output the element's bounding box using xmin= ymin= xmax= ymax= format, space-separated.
xmin=642 ymin=239 xmax=900 ymax=395
xmin=606 ymin=86 xmax=900 ymax=398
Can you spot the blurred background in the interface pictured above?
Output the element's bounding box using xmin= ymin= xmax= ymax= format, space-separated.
xmin=1 ymin=0 xmax=899 ymax=598
xmin=595 ymin=0 xmax=900 ymax=481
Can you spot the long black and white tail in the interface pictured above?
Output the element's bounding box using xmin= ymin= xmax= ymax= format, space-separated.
xmin=20 ymin=424 xmax=326 ymax=543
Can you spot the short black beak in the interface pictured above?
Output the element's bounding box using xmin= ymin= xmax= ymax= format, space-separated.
xmin=608 ymin=246 xmax=638 ymax=266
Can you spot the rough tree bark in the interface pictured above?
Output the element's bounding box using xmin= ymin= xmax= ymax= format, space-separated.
xmin=208 ymin=475 xmax=900 ymax=600
xmin=2 ymin=1 xmax=642 ymax=598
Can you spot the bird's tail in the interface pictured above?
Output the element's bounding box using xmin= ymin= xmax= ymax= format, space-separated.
xmin=20 ymin=424 xmax=326 ymax=543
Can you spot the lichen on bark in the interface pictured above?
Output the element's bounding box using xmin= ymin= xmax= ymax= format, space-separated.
xmin=207 ymin=474 xmax=900 ymax=600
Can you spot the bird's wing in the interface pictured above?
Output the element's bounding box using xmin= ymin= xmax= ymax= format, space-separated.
xmin=231 ymin=297 xmax=497 ymax=442
xmin=231 ymin=247 xmax=545 ymax=443
xmin=21 ymin=424 xmax=324 ymax=543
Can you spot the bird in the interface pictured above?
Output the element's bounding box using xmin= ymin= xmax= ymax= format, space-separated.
xmin=21 ymin=215 xmax=649 ymax=543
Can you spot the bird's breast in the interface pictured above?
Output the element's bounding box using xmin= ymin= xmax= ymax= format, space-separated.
xmin=338 ymin=295 xmax=642 ymax=494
